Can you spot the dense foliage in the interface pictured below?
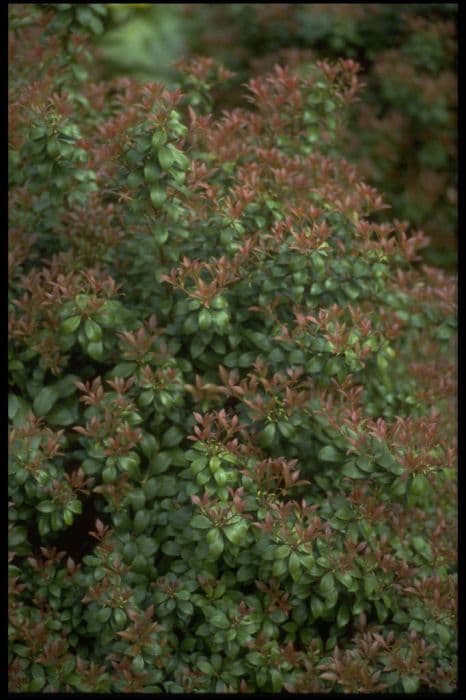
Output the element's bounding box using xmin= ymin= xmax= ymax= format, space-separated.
xmin=180 ymin=3 xmax=457 ymax=268
xmin=9 ymin=4 xmax=457 ymax=693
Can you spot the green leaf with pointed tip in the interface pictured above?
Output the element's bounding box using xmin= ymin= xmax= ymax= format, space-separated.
xmin=311 ymin=595 xmax=325 ymax=618
xmin=337 ymin=604 xmax=350 ymax=627
xmin=277 ymin=421 xmax=295 ymax=439
xmin=336 ymin=571 xmax=355 ymax=589
xmin=84 ymin=318 xmax=102 ymax=342
xmin=356 ymin=456 xmax=374 ymax=473
xmin=33 ymin=386 xmax=59 ymax=416
xmin=197 ymin=659 xmax=214 ymax=675
xmin=206 ymin=529 xmax=224 ymax=560
xmin=289 ymin=552 xmax=301 ymax=582
xmin=260 ymin=423 xmax=276 ymax=447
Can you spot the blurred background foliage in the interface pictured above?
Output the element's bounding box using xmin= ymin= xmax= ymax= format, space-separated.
xmin=98 ymin=4 xmax=186 ymax=85
xmin=86 ymin=4 xmax=458 ymax=268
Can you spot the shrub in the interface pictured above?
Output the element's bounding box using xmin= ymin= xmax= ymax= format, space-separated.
xmin=180 ymin=3 xmax=458 ymax=268
xmin=9 ymin=4 xmax=457 ymax=693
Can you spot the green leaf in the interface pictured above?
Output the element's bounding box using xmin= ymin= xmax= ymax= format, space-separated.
xmin=262 ymin=544 xmax=278 ymax=561
xmin=177 ymin=599 xmax=194 ymax=616
xmin=274 ymin=544 xmax=291 ymax=559
xmin=61 ymin=315 xmax=81 ymax=334
xmin=223 ymin=520 xmax=248 ymax=545
xmin=277 ymin=421 xmax=295 ymax=439
xmin=110 ymin=362 xmax=137 ymax=378
xmin=151 ymin=129 xmax=167 ymax=149
xmin=128 ymin=489 xmax=146 ymax=511
xmin=206 ymin=528 xmax=224 ymax=560
xmin=341 ymin=460 xmax=365 ymax=479
xmin=133 ymin=510 xmax=151 ymax=534
xmin=158 ymin=475 xmax=178 ymax=497
xmin=190 ymin=456 xmax=208 ymax=474
xmin=198 ymin=308 xmax=212 ymax=331
xmin=150 ymin=451 xmax=172 ymax=474
xmin=196 ymin=470 xmax=211 ymax=486
xmin=300 ymin=553 xmax=315 ymax=571
xmin=150 ymin=187 xmax=167 ymax=208
xmin=197 ymin=660 xmax=214 ymax=675
xmin=402 ymin=676 xmax=420 ymax=693
xmin=191 ymin=515 xmax=212 ymax=529
xmin=8 ymin=526 xmax=28 ymax=548
xmin=29 ymin=678 xmax=45 ymax=692
xmin=190 ymin=335 xmax=206 ymax=359
xmin=318 ymin=445 xmax=340 ymax=462
xmin=209 ymin=455 xmax=221 ymax=472
xmin=162 ymin=540 xmax=181 ymax=556
xmin=140 ymin=434 xmax=158 ymax=458
xmin=270 ymin=668 xmax=283 ymax=692
xmin=102 ymin=464 xmax=117 ymax=483
xmin=375 ymin=600 xmax=388 ymax=623
xmin=67 ymin=500 xmax=82 ymax=514
xmin=356 ymin=456 xmax=374 ymax=473
xmin=95 ymin=606 xmax=112 ymax=624
xmin=8 ymin=395 xmax=31 ymax=427
xmin=47 ymin=404 xmax=78 ymax=426
xmin=63 ymin=508 xmax=74 ymax=526
xmin=259 ymin=423 xmax=276 ymax=447
xmin=158 ymin=145 xmax=175 ymax=170
xmin=337 ymin=604 xmax=350 ymax=627
xmin=364 ymin=575 xmax=377 ymax=597
xmin=123 ymin=542 xmax=138 ymax=563
xmin=289 ymin=552 xmax=301 ymax=582
xmin=324 ymin=357 xmax=340 ymax=376
xmin=246 ymin=651 xmax=264 ymax=667
xmin=84 ymin=318 xmax=102 ymax=342
xmin=113 ymin=608 xmax=128 ymax=627
xmin=224 ymin=351 xmax=239 ymax=367
xmin=310 ymin=595 xmax=325 ymax=618
xmin=272 ymin=558 xmax=288 ymax=577
xmin=33 ymin=386 xmax=59 ymax=416
xmin=318 ymin=572 xmax=335 ymax=597
xmin=36 ymin=501 xmax=55 ymax=513
xmin=236 ymin=565 xmax=255 ymax=582
xmin=210 ymin=611 xmax=230 ymax=629
xmin=412 ymin=536 xmax=433 ymax=561
xmin=87 ymin=341 xmax=104 ymax=360
xmin=335 ymin=571 xmax=354 ymax=589
xmin=214 ymin=468 xmax=228 ymax=485
xmin=139 ymin=389 xmax=154 ymax=407
xmin=162 ymin=426 xmax=184 ymax=447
